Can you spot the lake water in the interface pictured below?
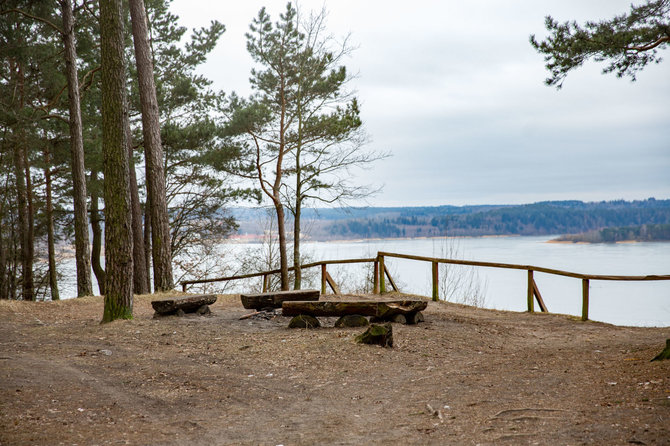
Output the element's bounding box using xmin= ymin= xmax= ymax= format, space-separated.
xmin=61 ymin=236 xmax=670 ymax=327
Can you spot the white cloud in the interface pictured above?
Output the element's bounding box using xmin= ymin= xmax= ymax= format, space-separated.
xmin=169 ymin=0 xmax=670 ymax=206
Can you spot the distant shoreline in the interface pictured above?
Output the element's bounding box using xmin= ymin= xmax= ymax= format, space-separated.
xmin=551 ymin=223 xmax=670 ymax=244
xmin=227 ymin=233 xmax=524 ymax=244
xmin=546 ymin=239 xmax=655 ymax=245
xmin=229 ymin=233 xmax=670 ymax=245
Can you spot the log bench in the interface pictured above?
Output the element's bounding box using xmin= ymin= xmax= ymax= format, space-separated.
xmin=151 ymin=294 xmax=217 ymax=317
xmin=240 ymin=289 xmax=320 ymax=310
xmin=282 ymin=299 xmax=427 ymax=326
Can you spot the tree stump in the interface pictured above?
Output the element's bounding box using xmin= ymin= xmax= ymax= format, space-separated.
xmin=356 ymin=323 xmax=393 ymax=348
xmin=651 ymin=339 xmax=670 ymax=361
xmin=196 ymin=305 xmax=212 ymax=316
xmin=288 ymin=314 xmax=321 ymax=329
xmin=391 ymin=314 xmax=406 ymax=324
xmin=406 ymin=311 xmax=425 ymax=325
xmin=334 ymin=314 xmax=369 ymax=328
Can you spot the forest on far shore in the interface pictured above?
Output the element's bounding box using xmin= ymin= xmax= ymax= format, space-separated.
xmin=234 ymin=198 xmax=670 ymax=241
xmin=554 ymin=223 xmax=670 ymax=243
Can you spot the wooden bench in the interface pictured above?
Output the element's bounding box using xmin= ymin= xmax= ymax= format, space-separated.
xmin=152 ymin=294 xmax=217 ymax=317
xmin=282 ymin=299 xmax=427 ymax=325
xmin=240 ymin=289 xmax=320 ymax=310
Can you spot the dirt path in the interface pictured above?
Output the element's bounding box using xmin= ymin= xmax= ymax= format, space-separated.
xmin=1 ymin=293 xmax=669 ymax=445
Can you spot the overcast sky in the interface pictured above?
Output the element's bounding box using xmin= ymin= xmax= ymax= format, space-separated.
xmin=169 ymin=0 xmax=669 ymax=206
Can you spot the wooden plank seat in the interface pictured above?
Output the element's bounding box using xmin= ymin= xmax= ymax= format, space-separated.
xmin=240 ymin=289 xmax=320 ymax=310
xmin=282 ymin=299 xmax=427 ymax=325
xmin=152 ymin=294 xmax=217 ymax=317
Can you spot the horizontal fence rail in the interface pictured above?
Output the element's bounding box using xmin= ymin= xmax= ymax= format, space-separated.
xmin=377 ymin=251 xmax=670 ymax=321
xmin=181 ymin=258 xmax=378 ymax=295
xmin=377 ymin=252 xmax=670 ymax=281
xmin=180 ymin=251 xmax=670 ymax=322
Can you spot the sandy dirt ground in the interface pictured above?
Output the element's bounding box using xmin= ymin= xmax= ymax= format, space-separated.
xmin=1 ymin=292 xmax=669 ymax=445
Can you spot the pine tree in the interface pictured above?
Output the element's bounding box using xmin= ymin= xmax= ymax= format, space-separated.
xmin=224 ymin=4 xmax=383 ymax=289
xmin=129 ymin=0 xmax=173 ymax=292
xmin=530 ymin=0 xmax=670 ymax=88
xmin=100 ymin=0 xmax=133 ymax=322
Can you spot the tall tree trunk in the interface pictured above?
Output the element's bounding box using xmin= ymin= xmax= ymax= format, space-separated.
xmin=60 ymin=0 xmax=93 ymax=297
xmin=9 ymin=215 xmax=18 ymax=299
xmin=0 ymin=195 xmax=6 ymax=300
xmin=101 ymin=0 xmax=133 ymax=322
xmin=0 ymin=160 xmax=9 ymax=300
xmin=44 ymin=143 xmax=59 ymax=301
xmin=12 ymin=61 xmax=33 ymax=301
xmin=293 ymin=200 xmax=301 ymax=290
xmin=274 ymin=198 xmax=289 ymax=290
xmin=143 ymin=200 xmax=152 ymax=292
xmin=129 ymin=0 xmax=173 ymax=292
xmin=90 ymin=170 xmax=105 ymax=295
xmin=0 ymin=233 xmax=5 ymax=300
xmin=292 ymin=132 xmax=303 ymax=289
xmin=124 ymin=116 xmax=149 ymax=295
xmin=24 ymin=155 xmax=35 ymax=300
xmin=13 ymin=144 xmax=32 ymax=301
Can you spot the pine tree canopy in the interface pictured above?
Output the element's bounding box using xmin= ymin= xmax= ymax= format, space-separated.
xmin=530 ymin=0 xmax=670 ymax=88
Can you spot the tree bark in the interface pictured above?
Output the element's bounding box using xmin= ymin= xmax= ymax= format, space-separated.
xmin=60 ymin=0 xmax=93 ymax=297
xmin=44 ymin=143 xmax=59 ymax=301
xmin=129 ymin=0 xmax=173 ymax=292
xmin=101 ymin=0 xmax=133 ymax=322
xmin=124 ymin=115 xmax=149 ymax=295
xmin=90 ymin=170 xmax=105 ymax=295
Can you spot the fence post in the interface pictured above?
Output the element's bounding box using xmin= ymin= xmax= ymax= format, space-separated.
xmin=373 ymin=260 xmax=379 ymax=294
xmin=379 ymin=255 xmax=386 ymax=294
xmin=182 ymin=282 xmax=187 ymax=293
xmin=581 ymin=279 xmax=590 ymax=321
xmin=527 ymin=270 xmax=534 ymax=313
xmin=432 ymin=261 xmax=439 ymax=301
xmin=321 ymin=264 xmax=327 ymax=295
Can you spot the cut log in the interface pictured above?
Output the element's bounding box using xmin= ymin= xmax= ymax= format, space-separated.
xmin=356 ymin=323 xmax=393 ymax=347
xmin=282 ymin=300 xmax=427 ymax=320
xmin=151 ymin=294 xmax=217 ymax=316
xmin=240 ymin=289 xmax=320 ymax=310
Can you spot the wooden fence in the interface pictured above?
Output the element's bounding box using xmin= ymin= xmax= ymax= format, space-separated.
xmin=180 ymin=251 xmax=670 ymax=321
xmin=181 ymin=258 xmax=379 ymax=296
